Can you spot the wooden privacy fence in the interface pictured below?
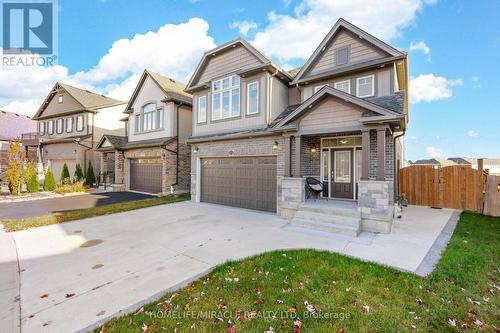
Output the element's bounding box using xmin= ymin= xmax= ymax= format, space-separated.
xmin=398 ymin=164 xmax=492 ymax=213
xmin=484 ymin=175 xmax=500 ymax=217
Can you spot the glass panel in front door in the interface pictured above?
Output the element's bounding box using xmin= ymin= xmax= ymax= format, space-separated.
xmin=334 ymin=151 xmax=351 ymax=183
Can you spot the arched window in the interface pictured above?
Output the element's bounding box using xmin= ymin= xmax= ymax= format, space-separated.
xmin=143 ymin=103 xmax=156 ymax=131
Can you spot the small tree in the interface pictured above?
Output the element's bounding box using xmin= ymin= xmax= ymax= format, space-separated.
xmin=6 ymin=140 xmax=26 ymax=195
xmin=44 ymin=167 xmax=57 ymax=191
xmin=85 ymin=161 xmax=96 ymax=187
xmin=24 ymin=161 xmax=39 ymax=193
xmin=74 ymin=163 xmax=84 ymax=182
xmin=60 ymin=163 xmax=70 ymax=184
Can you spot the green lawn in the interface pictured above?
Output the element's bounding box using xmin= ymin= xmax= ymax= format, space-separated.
xmin=2 ymin=193 xmax=190 ymax=232
xmin=94 ymin=212 xmax=499 ymax=333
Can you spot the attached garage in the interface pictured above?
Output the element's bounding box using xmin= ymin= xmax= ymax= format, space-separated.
xmin=200 ymin=156 xmax=277 ymax=212
xmin=129 ymin=158 xmax=162 ymax=194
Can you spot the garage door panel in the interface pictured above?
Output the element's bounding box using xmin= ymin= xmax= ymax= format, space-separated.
xmin=201 ymin=156 xmax=276 ymax=212
xmin=130 ymin=159 xmax=162 ymax=194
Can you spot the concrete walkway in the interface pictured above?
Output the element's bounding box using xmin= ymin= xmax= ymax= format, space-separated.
xmin=3 ymin=202 xmax=458 ymax=333
xmin=0 ymin=226 xmax=20 ymax=333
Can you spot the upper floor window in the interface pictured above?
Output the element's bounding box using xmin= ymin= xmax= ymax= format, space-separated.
xmin=314 ymin=84 xmax=328 ymax=94
xmin=356 ymin=75 xmax=375 ymax=98
xmin=56 ymin=118 xmax=64 ymax=134
xmin=335 ymin=46 xmax=349 ymax=66
xmin=143 ymin=103 xmax=156 ymax=131
xmin=58 ymin=95 xmax=63 ymax=103
xmin=38 ymin=122 xmax=45 ymax=135
xmin=76 ymin=115 xmax=84 ymax=132
xmin=247 ymin=81 xmax=259 ymax=115
xmin=47 ymin=120 xmax=54 ymax=135
xmin=334 ymin=80 xmax=350 ymax=94
xmin=135 ymin=114 xmax=140 ymax=133
xmin=197 ymin=95 xmax=207 ymax=123
xmin=66 ymin=117 xmax=73 ymax=133
xmin=212 ymin=75 xmax=240 ymax=120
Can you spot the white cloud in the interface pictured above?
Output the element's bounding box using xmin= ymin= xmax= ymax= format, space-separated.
xmin=467 ymin=130 xmax=479 ymax=137
xmin=426 ymin=146 xmax=443 ymax=158
xmin=0 ymin=18 xmax=216 ymax=116
xmin=229 ymin=20 xmax=258 ymax=36
xmin=409 ymin=74 xmax=463 ymax=104
xmin=409 ymin=41 xmax=430 ymax=54
xmin=251 ymin=0 xmax=435 ymax=62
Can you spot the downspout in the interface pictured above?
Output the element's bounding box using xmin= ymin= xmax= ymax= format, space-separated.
xmin=75 ymin=140 xmax=93 ymax=177
xmin=393 ymin=130 xmax=406 ymax=204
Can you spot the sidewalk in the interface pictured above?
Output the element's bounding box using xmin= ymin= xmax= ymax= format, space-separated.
xmin=0 ymin=225 xmax=21 ymax=333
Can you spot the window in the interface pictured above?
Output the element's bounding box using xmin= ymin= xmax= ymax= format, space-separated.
xmin=76 ymin=115 xmax=84 ymax=132
xmin=212 ymin=75 xmax=240 ymax=120
xmin=334 ymin=80 xmax=350 ymax=94
xmin=158 ymin=108 xmax=164 ymax=129
xmin=197 ymin=95 xmax=207 ymax=123
xmin=56 ymin=118 xmax=64 ymax=134
xmin=247 ymin=81 xmax=259 ymax=115
xmin=143 ymin=103 xmax=156 ymax=131
xmin=314 ymin=84 xmax=328 ymax=94
xmin=335 ymin=46 xmax=349 ymax=66
xmin=356 ymin=75 xmax=375 ymax=98
xmin=135 ymin=114 xmax=140 ymax=132
xmin=47 ymin=120 xmax=54 ymax=134
xmin=66 ymin=117 xmax=73 ymax=132
xmin=38 ymin=122 xmax=45 ymax=135
xmin=334 ymin=150 xmax=351 ymax=183
xmin=58 ymin=95 xmax=63 ymax=103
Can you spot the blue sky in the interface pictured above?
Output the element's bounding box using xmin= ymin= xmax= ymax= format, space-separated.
xmin=1 ymin=0 xmax=498 ymax=161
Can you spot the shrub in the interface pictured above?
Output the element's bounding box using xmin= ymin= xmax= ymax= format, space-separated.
xmin=74 ymin=163 xmax=84 ymax=182
xmin=85 ymin=161 xmax=96 ymax=187
xmin=44 ymin=167 xmax=57 ymax=191
xmin=24 ymin=162 xmax=39 ymax=193
xmin=60 ymin=163 xmax=71 ymax=184
xmin=55 ymin=181 xmax=85 ymax=194
xmin=6 ymin=140 xmax=26 ymax=195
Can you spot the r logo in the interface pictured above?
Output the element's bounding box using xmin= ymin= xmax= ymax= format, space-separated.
xmin=2 ymin=1 xmax=54 ymax=54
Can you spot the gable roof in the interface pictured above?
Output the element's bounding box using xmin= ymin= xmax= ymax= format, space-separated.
xmin=124 ymin=70 xmax=192 ymax=113
xmin=272 ymin=86 xmax=403 ymax=128
xmin=185 ymin=38 xmax=291 ymax=92
xmin=33 ymin=82 xmax=124 ymax=120
xmin=291 ymin=18 xmax=404 ymax=85
xmin=96 ymin=134 xmax=176 ymax=151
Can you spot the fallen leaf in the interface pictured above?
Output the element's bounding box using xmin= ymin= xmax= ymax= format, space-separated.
xmin=263 ymin=327 xmax=275 ymax=333
xmin=448 ymin=319 xmax=457 ymax=327
xmin=142 ymin=323 xmax=149 ymax=333
xmin=255 ymin=288 xmax=262 ymax=297
xmin=277 ymin=299 xmax=283 ymax=304
xmin=40 ymin=294 xmax=48 ymax=299
xmin=190 ymin=323 xmax=196 ymax=330
xmin=304 ymin=301 xmax=316 ymax=314
xmin=99 ymin=324 xmax=105 ymax=333
xmin=227 ymin=324 xmax=236 ymax=333
xmin=362 ymin=305 xmax=370 ymax=313
xmin=415 ymin=298 xmax=423 ymax=305
xmin=287 ymin=306 xmax=297 ymax=313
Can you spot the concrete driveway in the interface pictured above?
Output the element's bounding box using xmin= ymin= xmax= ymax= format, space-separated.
xmin=0 ymin=192 xmax=153 ymax=220
xmin=1 ymin=201 xmax=458 ymax=333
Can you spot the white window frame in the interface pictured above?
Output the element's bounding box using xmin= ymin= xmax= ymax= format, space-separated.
xmin=314 ymin=84 xmax=328 ymax=94
xmin=47 ymin=120 xmax=54 ymax=135
xmin=76 ymin=115 xmax=84 ymax=132
xmin=39 ymin=121 xmax=45 ymax=135
xmin=197 ymin=95 xmax=207 ymax=123
xmin=211 ymin=75 xmax=240 ymax=121
xmin=56 ymin=118 xmax=64 ymax=134
xmin=58 ymin=95 xmax=63 ymax=104
xmin=356 ymin=74 xmax=375 ymax=98
xmin=142 ymin=103 xmax=156 ymax=132
xmin=334 ymin=80 xmax=351 ymax=94
xmin=246 ymin=81 xmax=259 ymax=115
xmin=134 ymin=114 xmax=140 ymax=133
xmin=66 ymin=117 xmax=73 ymax=133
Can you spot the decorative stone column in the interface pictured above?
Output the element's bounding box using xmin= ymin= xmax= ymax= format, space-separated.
xmin=358 ymin=180 xmax=394 ymax=233
xmin=114 ymin=150 xmax=125 ymax=192
xmin=277 ymin=177 xmax=306 ymax=218
xmin=100 ymin=152 xmax=108 ymax=177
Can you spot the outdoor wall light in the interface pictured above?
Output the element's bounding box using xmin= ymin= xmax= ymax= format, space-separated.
xmin=193 ymin=146 xmax=199 ymax=153
xmin=228 ymin=150 xmax=234 ymax=155
xmin=272 ymin=141 xmax=279 ymax=150
xmin=311 ymin=146 xmax=317 ymax=153
xmin=340 ymin=139 xmax=348 ymax=144
xmin=73 ymin=149 xmax=77 ymax=154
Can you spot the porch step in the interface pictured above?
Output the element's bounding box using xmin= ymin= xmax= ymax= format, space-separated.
xmin=294 ymin=210 xmax=360 ymax=227
xmin=290 ymin=218 xmax=360 ymax=237
xmin=297 ymin=203 xmax=361 ymax=218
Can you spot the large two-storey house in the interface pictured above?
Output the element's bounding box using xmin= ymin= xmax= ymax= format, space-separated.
xmin=185 ymin=19 xmax=409 ymax=234
xmin=96 ymin=70 xmax=192 ymax=195
xmin=31 ymin=83 xmax=125 ymax=181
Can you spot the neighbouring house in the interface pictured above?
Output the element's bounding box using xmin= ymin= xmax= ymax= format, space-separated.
xmin=410 ymin=158 xmax=456 ymax=167
xmin=96 ymin=70 xmax=192 ymax=195
xmin=0 ymin=110 xmax=37 ymax=173
xmin=410 ymin=157 xmax=500 ymax=175
xmin=28 ymin=83 xmax=126 ymax=181
xmin=185 ymin=18 xmax=409 ymax=235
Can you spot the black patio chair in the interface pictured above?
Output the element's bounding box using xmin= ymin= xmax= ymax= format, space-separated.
xmin=305 ymin=177 xmax=324 ymax=200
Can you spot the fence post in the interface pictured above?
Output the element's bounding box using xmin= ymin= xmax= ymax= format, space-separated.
xmin=478 ymin=159 xmax=484 ymax=213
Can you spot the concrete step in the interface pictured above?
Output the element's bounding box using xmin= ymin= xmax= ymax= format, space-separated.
xmin=298 ymin=203 xmax=361 ymax=218
xmin=290 ymin=218 xmax=360 ymax=237
xmin=294 ymin=210 xmax=360 ymax=227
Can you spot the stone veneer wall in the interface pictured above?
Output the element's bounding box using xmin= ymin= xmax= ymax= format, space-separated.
xmin=357 ymin=180 xmax=394 ymax=233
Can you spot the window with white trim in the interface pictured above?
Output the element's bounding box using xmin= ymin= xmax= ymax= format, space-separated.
xmin=247 ymin=81 xmax=259 ymax=115
xmin=66 ymin=117 xmax=73 ymax=133
xmin=356 ymin=75 xmax=375 ymax=98
xmin=314 ymin=84 xmax=328 ymax=93
xmin=47 ymin=120 xmax=54 ymax=134
xmin=143 ymin=103 xmax=156 ymax=131
xmin=58 ymin=95 xmax=63 ymax=103
xmin=38 ymin=122 xmax=45 ymax=135
xmin=56 ymin=118 xmax=64 ymax=134
xmin=334 ymin=80 xmax=350 ymax=94
xmin=134 ymin=114 xmax=140 ymax=133
xmin=212 ymin=75 xmax=240 ymax=120
xmin=197 ymin=95 xmax=207 ymax=123
xmin=76 ymin=115 xmax=84 ymax=132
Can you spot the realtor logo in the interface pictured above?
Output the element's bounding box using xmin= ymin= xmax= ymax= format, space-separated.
xmin=1 ymin=0 xmax=57 ymax=66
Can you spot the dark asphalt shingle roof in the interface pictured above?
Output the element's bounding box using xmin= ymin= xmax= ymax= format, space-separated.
xmin=98 ymin=135 xmax=175 ymax=150
xmin=269 ymin=104 xmax=301 ymax=128
xmin=364 ymin=91 xmax=404 ymax=114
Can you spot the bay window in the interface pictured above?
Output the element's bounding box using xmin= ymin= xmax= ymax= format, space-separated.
xmin=135 ymin=103 xmax=164 ymax=133
xmin=247 ymin=81 xmax=259 ymax=115
xmin=212 ymin=75 xmax=240 ymax=120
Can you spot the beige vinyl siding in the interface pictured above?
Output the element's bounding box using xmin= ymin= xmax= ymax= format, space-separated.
xmin=306 ymin=29 xmax=387 ymax=77
xmin=270 ymin=77 xmax=289 ymax=122
xmin=192 ymin=73 xmax=268 ymax=137
xmin=299 ymin=97 xmax=362 ymax=132
xmin=300 ymin=67 xmax=393 ymax=102
xmin=39 ymin=112 xmax=89 ymax=140
xmin=42 ymin=90 xmax=85 ymax=118
xmin=196 ymin=46 xmax=262 ymax=85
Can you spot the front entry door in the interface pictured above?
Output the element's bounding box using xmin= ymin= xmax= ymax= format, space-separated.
xmin=331 ymin=149 xmax=354 ymax=199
